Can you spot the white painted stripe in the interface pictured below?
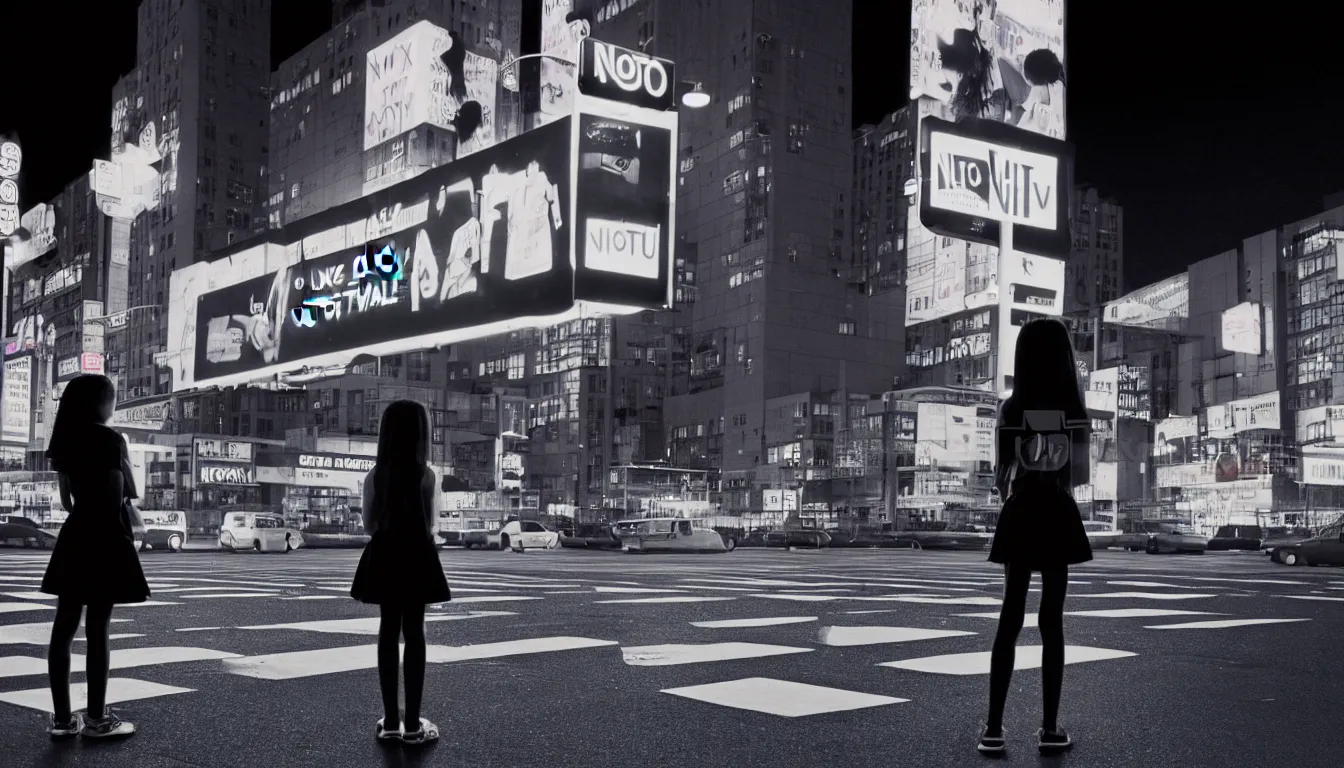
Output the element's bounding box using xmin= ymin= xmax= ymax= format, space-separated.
xmin=0 ymin=602 xmax=54 ymax=614
xmin=544 ymin=591 xmax=591 ymax=595
xmin=122 ymin=601 xmax=184 ymax=607
xmin=223 ymin=636 xmax=617 ymax=680
xmin=818 ymin=626 xmax=977 ymax=647
xmin=176 ymin=627 xmax=222 ymax=632
xmin=662 ymin=678 xmax=907 ymax=717
xmin=238 ymin=611 xmax=515 ymax=635
xmin=593 ymin=586 xmax=688 ymax=594
xmin=1108 ymin=581 xmax=1214 ymax=589
xmin=1066 ymin=609 xmax=1221 ymax=619
xmin=154 ymin=586 xmax=278 ymax=594
xmin=880 ymin=645 xmax=1136 ymax=676
xmin=1278 ymin=595 xmax=1344 ymax=603
xmin=691 ymin=617 xmax=818 ymax=629
xmin=860 ymin=596 xmax=1002 ymax=606
xmin=447 ymin=588 xmax=503 ymax=593
xmin=178 ymin=593 xmax=275 ymax=599
xmin=280 ymin=596 xmax=343 ymax=601
xmin=595 ymin=596 xmax=736 ymax=604
xmin=1070 ymin=592 xmax=1217 ymax=600
xmin=748 ymin=594 xmax=839 ymax=602
xmin=444 ymin=580 xmax=583 ymax=589
xmin=1146 ymin=618 xmax=1311 ymax=630
xmin=0 ymin=678 xmax=194 ymax=713
xmin=141 ymin=576 xmax=308 ymax=588
xmin=622 ymin=643 xmax=812 ymax=666
xmin=676 ymin=585 xmax=762 ymax=592
xmin=76 ymin=634 xmax=144 ymax=642
xmin=2 ymin=592 xmax=54 ymax=600
xmin=449 ymin=596 xmax=544 ymax=604
xmin=954 ymin=612 xmax=1041 ymax=628
xmin=0 ymin=646 xmax=241 ymax=678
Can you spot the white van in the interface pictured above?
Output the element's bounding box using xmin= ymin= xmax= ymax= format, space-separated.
xmin=219 ymin=512 xmax=305 ymax=553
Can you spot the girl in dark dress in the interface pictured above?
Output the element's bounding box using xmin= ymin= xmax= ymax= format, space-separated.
xmin=350 ymin=400 xmax=451 ymax=746
xmin=40 ymin=374 xmax=147 ymax=739
xmin=980 ymin=318 xmax=1092 ymax=756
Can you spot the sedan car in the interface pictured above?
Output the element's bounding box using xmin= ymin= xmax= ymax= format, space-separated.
xmin=1146 ymin=524 xmax=1208 ymax=554
xmin=0 ymin=522 xmax=57 ymax=549
xmin=493 ymin=520 xmax=561 ymax=551
xmin=1275 ymin=524 xmax=1344 ymax=566
xmin=1206 ymin=525 xmax=1263 ymax=552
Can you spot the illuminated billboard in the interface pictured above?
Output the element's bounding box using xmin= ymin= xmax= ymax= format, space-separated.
xmin=2 ymin=358 xmax=32 ymax=445
xmin=1153 ymin=416 xmax=1197 ymax=460
xmin=911 ymin=0 xmax=1067 ymax=141
xmin=919 ymin=116 xmax=1073 ymax=258
xmin=1103 ymin=273 xmax=1188 ymax=332
xmin=1220 ymin=301 xmax=1262 ymax=355
xmin=914 ymin=402 xmax=980 ymax=467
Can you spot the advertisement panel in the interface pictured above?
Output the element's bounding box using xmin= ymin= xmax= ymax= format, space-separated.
xmin=168 ymin=118 xmax=577 ymax=392
xmin=1116 ymin=365 xmax=1150 ymax=420
xmin=1085 ymin=367 xmax=1118 ymax=415
xmin=110 ymin=401 xmax=174 ymax=432
xmin=0 ymin=139 xmax=20 ymax=237
xmin=572 ymin=112 xmax=672 ymax=307
xmin=364 ymin=22 xmax=457 ymax=151
xmin=1154 ymin=462 xmax=1216 ymax=488
xmin=298 ymin=454 xmax=375 ymax=473
xmin=2 ymin=358 xmax=32 ymax=444
xmin=194 ymin=439 xmax=253 ymax=463
xmin=1153 ymin=416 xmax=1197 ymax=460
xmin=1220 ymin=301 xmax=1262 ymax=355
xmin=1103 ymin=273 xmax=1189 ymax=331
xmin=1206 ymin=402 xmax=1233 ymax=439
xmin=539 ymin=0 xmax=582 ymax=120
xmin=910 ymin=0 xmax=1067 ymax=140
xmin=576 ymin=39 xmax=676 ymax=112
xmin=6 ymin=203 xmax=57 ymax=270
xmin=1002 ymin=252 xmax=1065 ymax=316
xmin=1224 ymin=391 xmax=1280 ymax=435
xmin=919 ymin=117 xmax=1073 ymax=258
xmin=1303 ymin=450 xmax=1344 ymax=486
xmin=914 ymin=402 xmax=978 ymax=467
xmin=199 ymin=464 xmax=256 ymax=485
xmin=1093 ymin=461 xmax=1118 ymax=501
xmin=294 ymin=467 xmax=365 ymax=492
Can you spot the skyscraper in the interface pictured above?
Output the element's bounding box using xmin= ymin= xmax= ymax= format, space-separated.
xmin=111 ymin=0 xmax=273 ymax=402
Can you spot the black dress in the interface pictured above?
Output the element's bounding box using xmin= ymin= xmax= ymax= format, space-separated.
xmin=988 ymin=405 xmax=1094 ymax=570
xmin=40 ymin=426 xmax=150 ymax=605
xmin=350 ymin=466 xmax=452 ymax=605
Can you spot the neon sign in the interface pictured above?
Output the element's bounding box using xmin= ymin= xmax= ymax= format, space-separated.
xmin=289 ymin=244 xmax=403 ymax=328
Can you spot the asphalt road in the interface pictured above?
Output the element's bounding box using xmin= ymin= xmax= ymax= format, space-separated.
xmin=0 ymin=546 xmax=1340 ymax=768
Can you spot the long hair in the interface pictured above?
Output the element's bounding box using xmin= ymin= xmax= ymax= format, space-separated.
xmin=1004 ymin=318 xmax=1087 ymax=425
xmin=371 ymin=400 xmax=430 ymax=526
xmin=46 ymin=374 xmax=116 ymax=473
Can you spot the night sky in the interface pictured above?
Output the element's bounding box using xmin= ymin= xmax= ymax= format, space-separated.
xmin=3 ymin=1 xmax=1343 ymax=291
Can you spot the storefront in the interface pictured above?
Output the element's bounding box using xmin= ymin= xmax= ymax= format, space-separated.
xmin=254 ymin=451 xmax=375 ymax=530
xmin=191 ymin=438 xmax=261 ymax=533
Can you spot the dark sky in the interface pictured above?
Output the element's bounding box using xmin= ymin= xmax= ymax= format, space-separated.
xmin=4 ymin=1 xmax=1343 ymax=291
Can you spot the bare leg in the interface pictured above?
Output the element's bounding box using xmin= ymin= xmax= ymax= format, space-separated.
xmin=47 ymin=600 xmax=84 ymax=721
xmin=402 ymin=604 xmax=427 ymax=731
xmin=83 ymin=603 xmax=115 ymax=720
xmin=986 ymin=565 xmax=1033 ymax=733
xmin=1038 ymin=567 xmax=1069 ymax=732
xmin=377 ymin=604 xmax=403 ymax=728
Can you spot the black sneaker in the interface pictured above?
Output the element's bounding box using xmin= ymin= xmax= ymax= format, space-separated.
xmin=977 ymin=725 xmax=1006 ymax=754
xmin=49 ymin=714 xmax=80 ymax=739
xmin=1038 ymin=727 xmax=1073 ymax=752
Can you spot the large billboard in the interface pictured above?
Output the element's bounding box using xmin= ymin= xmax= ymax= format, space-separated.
xmin=0 ymin=138 xmax=20 ymax=237
xmin=2 ymin=358 xmax=32 ymax=445
xmin=540 ymin=0 xmax=584 ymax=121
xmin=910 ymin=0 xmax=1067 ymax=141
xmin=914 ymin=402 xmax=981 ymax=467
xmin=170 ymin=119 xmax=575 ymax=392
xmin=1103 ymin=273 xmax=1189 ymax=332
xmin=1220 ymin=301 xmax=1262 ymax=355
xmin=919 ymin=117 xmax=1073 ymax=258
xmin=1153 ymin=416 xmax=1197 ymax=461
xmin=1206 ymin=391 xmax=1280 ymax=438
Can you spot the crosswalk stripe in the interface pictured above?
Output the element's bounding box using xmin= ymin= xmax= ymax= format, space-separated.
xmin=662 ymin=678 xmax=908 ymax=717
xmin=622 ymin=643 xmax=812 ymax=666
xmin=0 ymin=678 xmax=194 ymax=713
xmin=879 ymin=645 xmax=1136 ymax=676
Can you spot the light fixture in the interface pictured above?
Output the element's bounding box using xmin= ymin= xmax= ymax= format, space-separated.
xmin=681 ymin=83 xmax=710 ymax=109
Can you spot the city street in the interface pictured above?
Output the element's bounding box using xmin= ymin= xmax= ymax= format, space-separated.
xmin=0 ymin=547 xmax=1340 ymax=768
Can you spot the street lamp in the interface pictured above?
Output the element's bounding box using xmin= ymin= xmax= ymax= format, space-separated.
xmin=679 ymin=83 xmax=710 ymax=109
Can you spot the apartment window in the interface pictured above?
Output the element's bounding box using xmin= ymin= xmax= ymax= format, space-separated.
xmin=838 ymin=320 xmax=857 ymax=336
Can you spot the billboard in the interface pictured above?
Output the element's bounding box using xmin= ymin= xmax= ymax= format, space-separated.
xmin=0 ymin=139 xmax=20 ymax=237
xmin=1154 ymin=462 xmax=1216 ymax=489
xmin=1207 ymin=391 xmax=1279 ymax=438
xmin=5 ymin=203 xmax=57 ymax=271
xmin=1002 ymin=252 xmax=1065 ymax=316
xmin=540 ymin=0 xmax=584 ymax=121
xmin=576 ymin=39 xmax=676 ymax=112
xmin=1303 ymin=450 xmax=1344 ymax=486
xmin=364 ymin=22 xmax=455 ymax=151
xmin=1221 ymin=301 xmax=1262 ymax=355
xmin=919 ymin=117 xmax=1073 ymax=258
xmin=1103 ymin=273 xmax=1189 ymax=332
xmin=914 ymin=402 xmax=979 ymax=467
xmin=1085 ymin=367 xmax=1118 ymax=415
xmin=572 ymin=113 xmax=672 ymax=306
xmin=1153 ymin=416 xmax=1197 ymax=460
xmin=910 ymin=0 xmax=1067 ymax=141
xmin=2 ymin=358 xmax=32 ymax=445
xmin=110 ymin=401 xmax=175 ymax=432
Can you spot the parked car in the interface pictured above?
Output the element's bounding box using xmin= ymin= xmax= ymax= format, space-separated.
xmin=491 ymin=520 xmax=561 ymax=551
xmin=1275 ymin=523 xmax=1344 ymax=566
xmin=0 ymin=521 xmax=57 ymax=549
xmin=1146 ymin=523 xmax=1208 ymax=554
xmin=219 ymin=512 xmax=305 ymax=553
xmin=613 ymin=518 xmax=736 ymax=553
xmin=1207 ymin=525 xmax=1263 ymax=551
xmin=138 ymin=510 xmax=188 ymax=552
xmin=1263 ymin=527 xmax=1313 ymax=560
xmin=736 ymin=529 xmax=831 ymax=549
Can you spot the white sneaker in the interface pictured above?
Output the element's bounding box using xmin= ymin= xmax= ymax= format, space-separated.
xmin=400 ymin=718 xmax=440 ymax=746
xmin=49 ymin=713 xmax=81 ymax=739
xmin=81 ymin=712 xmax=135 ymax=739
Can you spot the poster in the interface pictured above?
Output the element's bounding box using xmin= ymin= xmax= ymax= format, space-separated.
xmin=1104 ymin=273 xmax=1189 ymax=331
xmin=453 ymin=51 xmax=500 ymax=158
xmin=171 ymin=118 xmax=574 ymax=391
xmin=2 ymin=358 xmax=32 ymax=444
xmin=1153 ymin=416 xmax=1197 ymax=461
xmin=1221 ymin=301 xmax=1262 ymax=355
xmin=365 ymin=22 xmax=455 ymax=151
xmin=910 ymin=0 xmax=1066 ymax=140
xmin=914 ymin=402 xmax=978 ymax=466
xmin=1002 ymin=252 xmax=1065 ymax=316
xmin=573 ymin=114 xmax=672 ymax=306
xmin=539 ymin=0 xmax=582 ymax=121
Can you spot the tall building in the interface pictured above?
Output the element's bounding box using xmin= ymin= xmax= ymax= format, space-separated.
xmin=1066 ymin=185 xmax=1124 ymax=314
xmin=631 ymin=0 xmax=899 ymax=519
xmin=111 ymin=0 xmax=273 ymax=402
